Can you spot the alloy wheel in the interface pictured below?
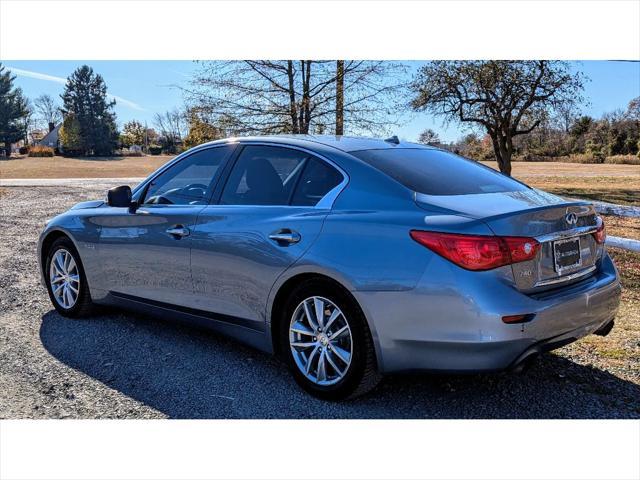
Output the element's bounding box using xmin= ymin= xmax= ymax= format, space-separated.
xmin=49 ymin=248 xmax=80 ymax=309
xmin=289 ymin=296 xmax=353 ymax=386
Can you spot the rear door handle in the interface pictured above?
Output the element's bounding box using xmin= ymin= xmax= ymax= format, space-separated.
xmin=166 ymin=225 xmax=190 ymax=238
xmin=269 ymin=229 xmax=301 ymax=245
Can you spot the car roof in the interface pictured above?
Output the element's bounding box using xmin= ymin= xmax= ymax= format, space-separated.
xmin=202 ymin=134 xmax=436 ymax=153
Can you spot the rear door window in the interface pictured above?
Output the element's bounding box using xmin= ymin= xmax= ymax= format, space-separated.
xmin=351 ymin=148 xmax=528 ymax=195
xmin=220 ymin=145 xmax=309 ymax=206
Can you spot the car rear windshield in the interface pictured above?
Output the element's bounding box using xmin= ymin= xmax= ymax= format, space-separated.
xmin=351 ymin=148 xmax=528 ymax=195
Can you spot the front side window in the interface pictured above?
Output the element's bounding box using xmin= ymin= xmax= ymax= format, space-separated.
xmin=352 ymin=148 xmax=528 ymax=196
xmin=143 ymin=146 xmax=232 ymax=205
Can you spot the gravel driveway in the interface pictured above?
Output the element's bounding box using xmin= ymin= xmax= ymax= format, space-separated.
xmin=1 ymin=183 xmax=638 ymax=419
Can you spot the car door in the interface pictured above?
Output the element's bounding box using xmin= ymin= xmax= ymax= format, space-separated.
xmin=94 ymin=145 xmax=235 ymax=306
xmin=190 ymin=144 xmax=346 ymax=331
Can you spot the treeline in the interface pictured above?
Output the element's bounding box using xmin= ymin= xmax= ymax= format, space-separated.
xmin=438 ymin=97 xmax=640 ymax=165
xmin=1 ymin=60 xmax=638 ymax=173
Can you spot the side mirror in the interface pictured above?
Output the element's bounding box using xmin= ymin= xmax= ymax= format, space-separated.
xmin=107 ymin=185 xmax=132 ymax=208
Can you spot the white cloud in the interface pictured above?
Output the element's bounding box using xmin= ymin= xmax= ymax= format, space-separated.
xmin=7 ymin=66 xmax=146 ymax=112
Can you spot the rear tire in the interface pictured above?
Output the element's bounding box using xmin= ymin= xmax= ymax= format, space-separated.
xmin=279 ymin=279 xmax=381 ymax=400
xmin=44 ymin=237 xmax=95 ymax=318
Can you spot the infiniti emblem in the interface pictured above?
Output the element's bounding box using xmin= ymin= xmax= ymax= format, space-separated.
xmin=565 ymin=212 xmax=578 ymax=226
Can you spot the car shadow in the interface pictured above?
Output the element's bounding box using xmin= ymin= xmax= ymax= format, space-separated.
xmin=40 ymin=310 xmax=640 ymax=419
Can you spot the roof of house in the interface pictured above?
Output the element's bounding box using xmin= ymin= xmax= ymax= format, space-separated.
xmin=37 ymin=124 xmax=61 ymax=147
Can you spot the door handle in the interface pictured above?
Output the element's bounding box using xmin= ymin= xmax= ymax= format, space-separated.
xmin=166 ymin=225 xmax=190 ymax=238
xmin=269 ymin=229 xmax=301 ymax=245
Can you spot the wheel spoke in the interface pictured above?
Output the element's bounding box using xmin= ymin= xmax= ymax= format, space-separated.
xmin=54 ymin=253 xmax=65 ymax=274
xmin=51 ymin=275 xmax=65 ymax=284
xmin=305 ymin=345 xmax=320 ymax=375
xmin=330 ymin=344 xmax=351 ymax=365
xmin=314 ymin=297 xmax=325 ymax=329
xmin=317 ymin=349 xmax=327 ymax=382
xmin=329 ymin=325 xmax=348 ymax=340
xmin=64 ymin=286 xmax=73 ymax=307
xmin=68 ymin=274 xmax=80 ymax=285
xmin=67 ymin=256 xmax=77 ymax=273
xmin=290 ymin=321 xmax=315 ymax=336
xmin=324 ymin=308 xmax=341 ymax=332
xmin=63 ymin=251 xmax=71 ymax=271
xmin=53 ymin=283 xmax=64 ymax=296
xmin=325 ymin=350 xmax=344 ymax=377
xmin=303 ymin=300 xmax=319 ymax=332
xmin=291 ymin=341 xmax=316 ymax=349
xmin=68 ymin=283 xmax=79 ymax=294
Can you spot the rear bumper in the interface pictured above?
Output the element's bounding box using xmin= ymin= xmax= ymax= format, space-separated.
xmin=355 ymin=252 xmax=621 ymax=374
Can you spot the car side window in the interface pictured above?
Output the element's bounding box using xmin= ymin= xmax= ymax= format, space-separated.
xmin=142 ymin=146 xmax=232 ymax=205
xmin=291 ymin=157 xmax=343 ymax=206
xmin=220 ymin=146 xmax=310 ymax=206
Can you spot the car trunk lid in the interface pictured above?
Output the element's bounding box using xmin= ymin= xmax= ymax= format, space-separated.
xmin=415 ymin=189 xmax=602 ymax=291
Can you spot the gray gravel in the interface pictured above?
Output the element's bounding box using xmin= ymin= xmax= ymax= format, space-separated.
xmin=1 ymin=183 xmax=639 ymax=419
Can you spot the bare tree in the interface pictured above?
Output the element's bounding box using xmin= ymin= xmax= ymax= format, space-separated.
xmin=417 ymin=128 xmax=440 ymax=145
xmin=410 ymin=61 xmax=585 ymax=175
xmin=183 ymin=60 xmax=408 ymax=136
xmin=34 ymin=94 xmax=62 ymax=131
xmin=154 ymin=108 xmax=186 ymax=152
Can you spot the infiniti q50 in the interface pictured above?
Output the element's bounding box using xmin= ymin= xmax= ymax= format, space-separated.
xmin=38 ymin=135 xmax=621 ymax=399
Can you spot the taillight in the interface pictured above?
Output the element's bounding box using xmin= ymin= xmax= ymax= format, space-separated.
xmin=593 ymin=217 xmax=606 ymax=244
xmin=409 ymin=230 xmax=540 ymax=271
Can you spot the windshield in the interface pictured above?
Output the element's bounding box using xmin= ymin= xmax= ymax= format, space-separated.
xmin=351 ymin=148 xmax=528 ymax=196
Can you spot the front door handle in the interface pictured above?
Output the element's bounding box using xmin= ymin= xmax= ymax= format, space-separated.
xmin=269 ymin=229 xmax=301 ymax=245
xmin=166 ymin=225 xmax=190 ymax=238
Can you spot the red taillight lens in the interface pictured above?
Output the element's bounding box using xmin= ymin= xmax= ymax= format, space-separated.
xmin=409 ymin=231 xmax=540 ymax=271
xmin=593 ymin=218 xmax=606 ymax=244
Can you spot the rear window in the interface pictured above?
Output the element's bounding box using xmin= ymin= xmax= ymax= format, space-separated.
xmin=351 ymin=148 xmax=528 ymax=195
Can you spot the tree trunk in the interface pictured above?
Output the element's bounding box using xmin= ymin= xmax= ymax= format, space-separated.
xmin=490 ymin=133 xmax=513 ymax=176
xmin=286 ymin=61 xmax=299 ymax=134
xmin=335 ymin=60 xmax=344 ymax=135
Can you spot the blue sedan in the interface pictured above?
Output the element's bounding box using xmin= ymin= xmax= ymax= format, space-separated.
xmin=38 ymin=135 xmax=621 ymax=399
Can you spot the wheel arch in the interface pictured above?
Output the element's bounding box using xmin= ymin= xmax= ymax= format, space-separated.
xmin=40 ymin=229 xmax=73 ymax=275
xmin=268 ymin=270 xmax=381 ymax=370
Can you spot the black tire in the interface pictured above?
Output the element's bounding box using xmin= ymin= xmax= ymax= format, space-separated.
xmin=44 ymin=237 xmax=95 ymax=318
xmin=279 ymin=279 xmax=381 ymax=400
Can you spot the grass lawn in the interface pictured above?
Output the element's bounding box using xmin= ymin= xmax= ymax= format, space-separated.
xmin=0 ymin=154 xmax=174 ymax=179
xmin=521 ymin=176 xmax=640 ymax=205
xmin=567 ymin=248 xmax=640 ymax=369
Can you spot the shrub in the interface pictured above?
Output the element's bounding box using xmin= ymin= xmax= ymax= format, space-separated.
xmin=18 ymin=146 xmax=29 ymax=155
xmin=604 ymin=154 xmax=640 ymax=165
xmin=28 ymin=145 xmax=54 ymax=157
xmin=148 ymin=145 xmax=162 ymax=155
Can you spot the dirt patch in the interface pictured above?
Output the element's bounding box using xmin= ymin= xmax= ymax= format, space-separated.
xmin=0 ymin=155 xmax=174 ymax=179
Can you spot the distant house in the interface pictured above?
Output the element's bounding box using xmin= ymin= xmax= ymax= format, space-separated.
xmin=37 ymin=123 xmax=61 ymax=150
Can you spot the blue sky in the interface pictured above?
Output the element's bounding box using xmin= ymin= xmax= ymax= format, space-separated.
xmin=3 ymin=60 xmax=639 ymax=142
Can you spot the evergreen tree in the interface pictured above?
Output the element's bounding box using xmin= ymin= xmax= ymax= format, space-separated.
xmin=0 ymin=63 xmax=29 ymax=156
xmin=61 ymin=65 xmax=118 ymax=155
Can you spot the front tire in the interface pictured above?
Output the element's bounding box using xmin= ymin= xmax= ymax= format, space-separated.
xmin=44 ymin=237 xmax=94 ymax=318
xmin=280 ymin=279 xmax=381 ymax=400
